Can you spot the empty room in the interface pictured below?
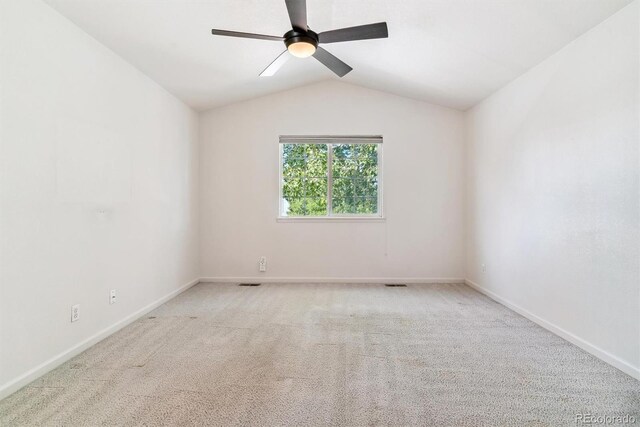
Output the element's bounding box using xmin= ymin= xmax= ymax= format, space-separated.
xmin=0 ymin=0 xmax=638 ymax=425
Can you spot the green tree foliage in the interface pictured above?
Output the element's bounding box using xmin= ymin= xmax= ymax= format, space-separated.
xmin=282 ymin=143 xmax=328 ymax=216
xmin=332 ymin=144 xmax=378 ymax=214
xmin=282 ymin=143 xmax=378 ymax=216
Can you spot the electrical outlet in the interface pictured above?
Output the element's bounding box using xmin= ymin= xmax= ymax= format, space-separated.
xmin=481 ymin=263 xmax=487 ymax=273
xmin=110 ymin=289 xmax=116 ymax=305
xmin=259 ymin=256 xmax=267 ymax=272
xmin=71 ymin=304 xmax=80 ymax=322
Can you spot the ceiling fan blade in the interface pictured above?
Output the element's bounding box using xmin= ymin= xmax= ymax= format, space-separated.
xmin=318 ymin=22 xmax=388 ymax=44
xmin=260 ymin=50 xmax=291 ymax=77
xmin=285 ymin=0 xmax=307 ymax=30
xmin=312 ymin=47 xmax=352 ymax=77
xmin=211 ymin=29 xmax=284 ymax=42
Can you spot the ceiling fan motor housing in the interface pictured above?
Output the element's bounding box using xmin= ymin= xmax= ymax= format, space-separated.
xmin=284 ymin=29 xmax=318 ymax=49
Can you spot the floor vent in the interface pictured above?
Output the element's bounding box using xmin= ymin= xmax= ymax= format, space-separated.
xmin=239 ymin=283 xmax=261 ymax=287
xmin=385 ymin=284 xmax=407 ymax=287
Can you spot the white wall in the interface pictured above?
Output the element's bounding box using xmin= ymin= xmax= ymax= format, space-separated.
xmin=199 ymin=81 xmax=465 ymax=282
xmin=465 ymin=1 xmax=639 ymax=378
xmin=0 ymin=0 xmax=199 ymax=397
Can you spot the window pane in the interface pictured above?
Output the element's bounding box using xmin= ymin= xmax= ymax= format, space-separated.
xmin=331 ymin=144 xmax=379 ymax=215
xmin=281 ymin=144 xmax=328 ymax=216
xmin=284 ymin=198 xmax=305 ymax=216
xmin=331 ymin=177 xmax=354 ymax=199
xmin=305 ymin=197 xmax=327 ymax=216
xmin=304 ymin=177 xmax=328 ymax=216
xmin=333 ymin=197 xmax=378 ymax=214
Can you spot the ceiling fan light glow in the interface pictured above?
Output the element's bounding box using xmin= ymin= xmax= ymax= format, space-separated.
xmin=287 ymin=41 xmax=316 ymax=58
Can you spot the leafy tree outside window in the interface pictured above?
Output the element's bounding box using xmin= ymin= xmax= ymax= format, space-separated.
xmin=280 ymin=137 xmax=382 ymax=217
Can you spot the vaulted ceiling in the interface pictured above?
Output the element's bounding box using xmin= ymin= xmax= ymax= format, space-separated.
xmin=44 ymin=0 xmax=632 ymax=111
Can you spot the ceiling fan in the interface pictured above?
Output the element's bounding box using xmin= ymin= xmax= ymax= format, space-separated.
xmin=211 ymin=0 xmax=388 ymax=78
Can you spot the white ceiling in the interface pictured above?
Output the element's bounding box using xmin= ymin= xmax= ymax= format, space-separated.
xmin=44 ymin=0 xmax=632 ymax=111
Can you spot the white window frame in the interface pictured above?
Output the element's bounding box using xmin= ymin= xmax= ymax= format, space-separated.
xmin=278 ymin=135 xmax=384 ymax=221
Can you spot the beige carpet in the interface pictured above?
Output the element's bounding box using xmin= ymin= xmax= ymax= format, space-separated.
xmin=1 ymin=283 xmax=638 ymax=426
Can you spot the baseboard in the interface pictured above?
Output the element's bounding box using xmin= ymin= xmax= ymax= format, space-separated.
xmin=0 ymin=277 xmax=200 ymax=401
xmin=199 ymin=276 xmax=465 ymax=284
xmin=464 ymin=279 xmax=640 ymax=381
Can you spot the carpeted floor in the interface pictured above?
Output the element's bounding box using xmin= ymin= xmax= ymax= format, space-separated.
xmin=1 ymin=283 xmax=638 ymax=426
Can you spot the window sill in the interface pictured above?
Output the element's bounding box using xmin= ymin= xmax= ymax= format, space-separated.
xmin=277 ymin=216 xmax=386 ymax=223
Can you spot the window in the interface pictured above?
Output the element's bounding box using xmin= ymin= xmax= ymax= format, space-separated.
xmin=279 ymin=136 xmax=383 ymax=219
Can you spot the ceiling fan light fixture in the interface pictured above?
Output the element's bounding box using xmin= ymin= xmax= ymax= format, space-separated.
xmin=284 ymin=30 xmax=318 ymax=58
xmin=287 ymin=41 xmax=316 ymax=58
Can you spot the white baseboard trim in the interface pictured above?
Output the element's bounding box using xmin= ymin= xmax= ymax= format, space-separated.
xmin=0 ymin=277 xmax=200 ymax=401
xmin=199 ymin=276 xmax=465 ymax=284
xmin=464 ymin=279 xmax=640 ymax=381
